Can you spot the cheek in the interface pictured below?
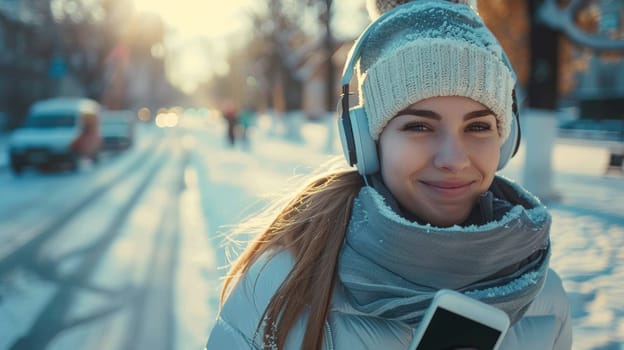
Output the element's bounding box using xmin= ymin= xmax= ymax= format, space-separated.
xmin=380 ymin=137 xmax=428 ymax=178
xmin=472 ymin=139 xmax=501 ymax=174
xmin=380 ymin=137 xmax=406 ymax=169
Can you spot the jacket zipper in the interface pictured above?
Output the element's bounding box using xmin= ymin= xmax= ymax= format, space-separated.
xmin=324 ymin=320 xmax=334 ymax=350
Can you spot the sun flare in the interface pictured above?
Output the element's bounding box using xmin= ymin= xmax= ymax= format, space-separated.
xmin=132 ymin=0 xmax=255 ymax=39
xmin=130 ymin=0 xmax=257 ymax=92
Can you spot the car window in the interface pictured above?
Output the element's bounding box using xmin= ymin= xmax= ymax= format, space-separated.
xmin=25 ymin=114 xmax=76 ymax=128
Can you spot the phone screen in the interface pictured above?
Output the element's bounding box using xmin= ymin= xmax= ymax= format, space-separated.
xmin=415 ymin=307 xmax=502 ymax=350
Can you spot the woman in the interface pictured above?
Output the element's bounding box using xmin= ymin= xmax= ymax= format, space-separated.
xmin=206 ymin=1 xmax=572 ymax=349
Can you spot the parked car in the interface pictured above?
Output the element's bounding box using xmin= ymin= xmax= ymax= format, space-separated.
xmin=8 ymin=97 xmax=102 ymax=174
xmin=100 ymin=110 xmax=135 ymax=151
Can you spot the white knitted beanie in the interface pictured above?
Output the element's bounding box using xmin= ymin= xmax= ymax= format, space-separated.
xmin=358 ymin=0 xmax=516 ymax=141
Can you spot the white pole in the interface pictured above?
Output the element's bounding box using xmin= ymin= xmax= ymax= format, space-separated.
xmin=522 ymin=108 xmax=561 ymax=201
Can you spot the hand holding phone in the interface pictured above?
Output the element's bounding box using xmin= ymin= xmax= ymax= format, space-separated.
xmin=408 ymin=289 xmax=510 ymax=350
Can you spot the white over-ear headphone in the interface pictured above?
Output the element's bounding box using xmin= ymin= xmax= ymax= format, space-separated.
xmin=337 ymin=2 xmax=521 ymax=175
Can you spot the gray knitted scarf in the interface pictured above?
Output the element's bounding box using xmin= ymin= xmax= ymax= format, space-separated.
xmin=337 ymin=176 xmax=551 ymax=327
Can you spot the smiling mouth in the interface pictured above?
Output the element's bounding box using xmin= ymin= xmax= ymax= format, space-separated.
xmin=421 ymin=181 xmax=474 ymax=197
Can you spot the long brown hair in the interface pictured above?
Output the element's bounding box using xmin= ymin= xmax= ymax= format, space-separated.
xmin=219 ymin=169 xmax=364 ymax=349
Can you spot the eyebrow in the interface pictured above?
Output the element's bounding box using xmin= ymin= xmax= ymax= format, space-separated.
xmin=396 ymin=108 xmax=495 ymax=120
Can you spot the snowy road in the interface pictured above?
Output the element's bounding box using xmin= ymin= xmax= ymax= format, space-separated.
xmin=0 ymin=125 xmax=190 ymax=349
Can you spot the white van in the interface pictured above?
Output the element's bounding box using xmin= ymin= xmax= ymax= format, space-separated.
xmin=100 ymin=109 xmax=135 ymax=151
xmin=8 ymin=97 xmax=102 ymax=174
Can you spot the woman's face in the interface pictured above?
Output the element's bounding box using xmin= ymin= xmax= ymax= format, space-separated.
xmin=378 ymin=96 xmax=501 ymax=227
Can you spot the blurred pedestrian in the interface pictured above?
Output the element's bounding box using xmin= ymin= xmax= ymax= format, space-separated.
xmin=221 ymin=100 xmax=239 ymax=147
xmin=206 ymin=1 xmax=572 ymax=349
xmin=238 ymin=105 xmax=256 ymax=149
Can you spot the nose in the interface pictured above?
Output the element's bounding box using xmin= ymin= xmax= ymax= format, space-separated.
xmin=433 ymin=133 xmax=470 ymax=172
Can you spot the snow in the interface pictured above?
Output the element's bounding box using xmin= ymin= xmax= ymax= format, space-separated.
xmin=0 ymin=272 xmax=58 ymax=350
xmin=0 ymin=111 xmax=622 ymax=349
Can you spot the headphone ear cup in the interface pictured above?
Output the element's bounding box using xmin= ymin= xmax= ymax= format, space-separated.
xmin=338 ymin=110 xmax=355 ymax=166
xmin=350 ymin=108 xmax=379 ymax=175
xmin=498 ymin=112 xmax=519 ymax=170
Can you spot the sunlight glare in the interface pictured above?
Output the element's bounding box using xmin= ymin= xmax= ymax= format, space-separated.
xmin=132 ymin=0 xmax=256 ymax=40
xmin=131 ymin=0 xmax=258 ymax=93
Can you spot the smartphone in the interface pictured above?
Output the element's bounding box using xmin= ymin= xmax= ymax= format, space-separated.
xmin=407 ymin=289 xmax=510 ymax=350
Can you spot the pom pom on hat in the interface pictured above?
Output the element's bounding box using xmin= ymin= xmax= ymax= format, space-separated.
xmin=356 ymin=0 xmax=516 ymax=142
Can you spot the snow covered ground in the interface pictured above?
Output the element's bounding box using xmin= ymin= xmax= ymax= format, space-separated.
xmin=1 ymin=111 xmax=623 ymax=349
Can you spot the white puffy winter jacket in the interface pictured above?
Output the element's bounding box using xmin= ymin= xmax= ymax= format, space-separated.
xmin=206 ymin=251 xmax=572 ymax=349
